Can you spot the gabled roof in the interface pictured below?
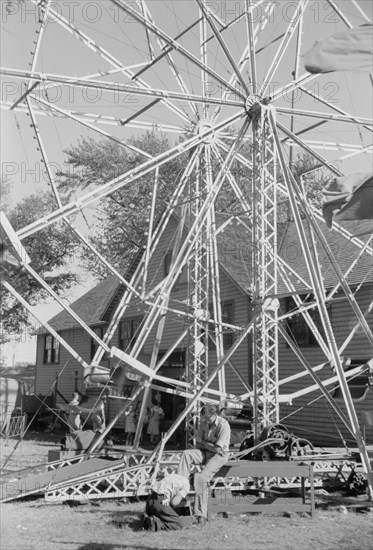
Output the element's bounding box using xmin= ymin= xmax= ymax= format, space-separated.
xmin=41 ymin=275 xmax=121 ymax=333
xmin=41 ymin=215 xmax=372 ymax=332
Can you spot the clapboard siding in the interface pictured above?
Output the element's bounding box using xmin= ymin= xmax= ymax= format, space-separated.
xmin=278 ymin=285 xmax=373 ymax=446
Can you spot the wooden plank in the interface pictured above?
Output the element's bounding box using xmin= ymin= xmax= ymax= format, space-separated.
xmin=215 ymin=460 xmax=311 ymax=478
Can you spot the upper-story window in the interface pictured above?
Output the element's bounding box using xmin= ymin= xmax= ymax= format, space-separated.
xmin=119 ymin=318 xmax=143 ymax=351
xmin=285 ymin=294 xmax=329 ymax=347
xmin=90 ymin=326 xmax=108 ymax=361
xmin=44 ymin=335 xmax=60 ymax=364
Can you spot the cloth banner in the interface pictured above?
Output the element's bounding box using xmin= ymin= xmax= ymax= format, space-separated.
xmin=322 ymin=173 xmax=373 ymax=228
xmin=304 ymin=24 xmax=373 ymax=73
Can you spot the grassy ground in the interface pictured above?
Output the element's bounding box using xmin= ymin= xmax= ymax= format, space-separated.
xmin=1 ymin=434 xmax=373 ymax=550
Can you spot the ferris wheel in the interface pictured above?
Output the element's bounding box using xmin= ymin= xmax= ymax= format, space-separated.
xmin=1 ymin=0 xmax=372 ymax=495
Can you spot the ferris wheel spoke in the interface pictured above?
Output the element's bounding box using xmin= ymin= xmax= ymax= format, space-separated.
xmin=135 ymin=0 xmax=201 ymax=118
xmin=32 ymin=0 xmax=193 ymax=124
xmin=0 ymin=68 xmax=243 ymax=108
xmin=276 ymin=121 xmax=344 ymax=177
xmin=196 ymin=0 xmax=250 ymax=95
xmin=30 ymin=94 xmax=153 ymax=159
xmin=2 ymin=101 xmax=186 ymax=134
xmin=110 ymin=0 xmax=246 ymax=100
xmin=277 ymin=107 xmax=373 ymax=127
xmin=16 ymin=110 xmax=245 ymax=239
xmin=260 ymin=0 xmax=308 ymax=97
xmin=299 ymin=86 xmax=373 ymax=135
xmin=245 ymin=0 xmax=257 ymax=94
xmin=325 ymin=0 xmax=353 ymax=28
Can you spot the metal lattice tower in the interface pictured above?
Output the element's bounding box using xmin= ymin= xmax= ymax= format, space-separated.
xmin=250 ymin=102 xmax=279 ymax=438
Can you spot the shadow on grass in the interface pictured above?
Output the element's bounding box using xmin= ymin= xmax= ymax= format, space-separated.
xmin=77 ymin=545 xmax=181 ymax=550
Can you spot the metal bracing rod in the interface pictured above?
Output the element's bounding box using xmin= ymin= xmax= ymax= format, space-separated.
xmin=245 ymin=0 xmax=257 ymax=93
xmin=110 ymin=0 xmax=246 ymax=100
xmin=326 ymin=0 xmax=353 ymax=28
xmin=287 ymin=141 xmax=373 ymax=153
xmin=132 ymin=204 xmax=189 ymax=449
xmin=213 ymin=142 xmax=252 ymax=213
xmin=138 ymin=0 xmax=155 ymax=60
xmin=136 ymin=0 xmax=200 ymax=118
xmin=196 ymin=0 xmax=250 ymax=95
xmin=279 ymin=364 xmax=369 ymax=402
xmin=91 ymin=147 xmax=202 ymax=367
xmin=142 ymin=168 xmax=159 ymax=296
xmin=208 ymin=334 xmax=253 ymax=394
xmin=326 ymin=233 xmax=373 ymax=301
xmin=1 ymin=102 xmax=185 ymax=134
xmin=31 ymin=0 xmax=191 ymax=125
xmin=64 ymin=221 xmax=142 ymax=300
xmin=259 ymin=0 xmax=308 ymax=97
xmin=277 ymin=135 xmax=373 ymax=346
xmin=205 ymin=146 xmax=226 ymax=392
xmin=119 ymin=121 xmax=250 ymax=402
xmin=351 ymin=0 xmax=371 ymax=22
xmin=200 ymin=4 xmax=208 ymax=120
xmin=276 ymin=121 xmax=344 ymax=177
xmin=270 ymin=112 xmax=373 ymax=499
xmin=233 ymin=214 xmax=329 ymax=357
xmin=216 ymin=137 xmax=373 ymax=257
xmin=212 ymin=0 xmax=273 ymax=122
xmin=278 ymin=301 xmax=373 ymax=387
xmin=21 ymin=262 xmax=110 ymax=352
xmin=2 ymin=280 xmax=90 ymax=370
xmin=201 ymin=0 xmax=266 ymax=48
xmin=277 ymin=324 xmax=353 ymax=434
xmin=16 ymin=110 xmax=244 ymax=240
xmin=1 ymin=68 xmax=243 ymax=108
xmin=276 ymin=263 xmax=331 ymax=357
xmin=25 ymin=97 xmax=63 ymax=209
xmin=10 ymin=82 xmax=39 ymax=111
xmin=299 ymin=86 xmax=373 ymax=135
xmin=149 ymin=309 xmax=261 ymax=457
xmin=271 ymin=72 xmax=317 ymax=102
xmin=31 ymin=94 xmax=152 ymax=159
xmin=277 ymin=107 xmax=373 ymax=126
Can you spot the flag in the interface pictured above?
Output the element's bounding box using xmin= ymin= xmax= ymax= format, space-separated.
xmin=304 ymin=24 xmax=373 ymax=74
xmin=322 ymin=173 xmax=373 ymax=228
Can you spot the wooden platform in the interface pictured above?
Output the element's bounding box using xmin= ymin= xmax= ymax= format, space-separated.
xmin=209 ymin=460 xmax=315 ymax=518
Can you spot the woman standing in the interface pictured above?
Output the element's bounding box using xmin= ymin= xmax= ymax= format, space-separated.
xmin=125 ymin=404 xmax=136 ymax=446
xmin=147 ymin=401 xmax=165 ymax=444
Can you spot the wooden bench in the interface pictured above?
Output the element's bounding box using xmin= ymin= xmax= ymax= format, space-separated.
xmin=208 ymin=460 xmax=315 ymax=518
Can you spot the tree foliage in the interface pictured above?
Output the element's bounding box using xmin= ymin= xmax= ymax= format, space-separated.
xmin=0 ymin=188 xmax=80 ymax=343
xmin=57 ymin=132 xmax=327 ymax=280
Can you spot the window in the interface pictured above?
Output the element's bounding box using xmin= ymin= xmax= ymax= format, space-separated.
xmin=119 ymin=318 xmax=143 ymax=351
xmin=164 ymin=251 xmax=172 ymax=277
xmin=91 ymin=326 xmax=107 ymax=361
xmin=332 ymin=359 xmax=371 ymax=401
xmin=44 ymin=335 xmax=60 ymax=364
xmin=164 ymin=250 xmax=187 ymax=285
xmin=285 ymin=295 xmax=328 ymax=347
xmin=222 ymin=302 xmax=234 ymax=348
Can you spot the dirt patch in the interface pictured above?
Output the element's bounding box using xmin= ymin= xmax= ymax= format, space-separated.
xmin=1 ymin=436 xmax=372 ymax=550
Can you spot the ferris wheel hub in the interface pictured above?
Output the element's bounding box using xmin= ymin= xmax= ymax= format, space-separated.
xmin=195 ymin=120 xmax=217 ymax=145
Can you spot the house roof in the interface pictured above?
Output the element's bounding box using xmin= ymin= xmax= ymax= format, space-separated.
xmin=215 ymin=214 xmax=373 ymax=295
xmin=41 ymin=215 xmax=372 ymax=332
xmin=40 ymin=275 xmax=121 ymax=334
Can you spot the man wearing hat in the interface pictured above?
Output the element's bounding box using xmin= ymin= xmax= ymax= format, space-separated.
xmin=178 ymin=403 xmax=231 ymax=524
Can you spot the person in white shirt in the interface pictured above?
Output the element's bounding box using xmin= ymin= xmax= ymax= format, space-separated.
xmin=178 ymin=403 xmax=231 ymax=524
xmin=142 ymin=472 xmax=194 ymax=531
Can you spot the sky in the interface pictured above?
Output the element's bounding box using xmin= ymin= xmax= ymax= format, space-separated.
xmin=0 ymin=0 xmax=372 ymax=365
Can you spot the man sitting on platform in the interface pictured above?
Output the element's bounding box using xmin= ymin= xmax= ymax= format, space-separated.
xmin=178 ymin=403 xmax=231 ymax=524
